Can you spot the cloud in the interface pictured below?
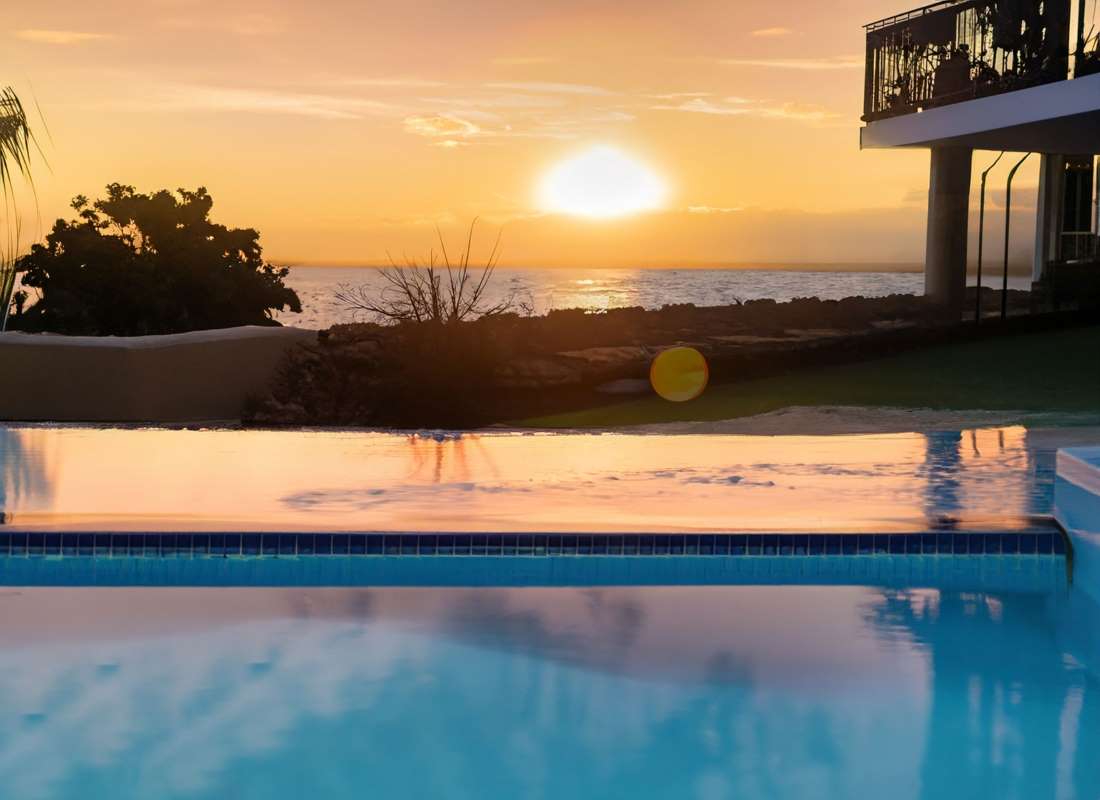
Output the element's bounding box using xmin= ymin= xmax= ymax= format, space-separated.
xmin=652 ymin=96 xmax=838 ymax=124
xmin=15 ymin=29 xmax=112 ymax=45
xmin=751 ymin=27 xmax=794 ymax=37
xmin=433 ymin=139 xmax=469 ymax=149
xmin=153 ymin=85 xmax=394 ymax=119
xmin=343 ymin=77 xmax=448 ymax=88
xmin=650 ymin=98 xmax=750 ymax=115
xmin=688 ymin=205 xmax=743 ymax=214
xmin=718 ymin=55 xmax=862 ymax=70
xmin=484 ymin=82 xmax=614 ymax=96
xmin=757 ymin=102 xmax=840 ymax=122
xmin=403 ymin=114 xmax=481 ymax=138
xmin=649 ymin=92 xmax=713 ymax=100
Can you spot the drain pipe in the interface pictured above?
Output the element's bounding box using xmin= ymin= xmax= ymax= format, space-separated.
xmin=1002 ymin=152 xmax=1032 ymax=321
xmin=975 ymin=151 xmax=1005 ymax=324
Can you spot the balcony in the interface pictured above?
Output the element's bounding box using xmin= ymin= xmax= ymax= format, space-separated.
xmin=862 ymin=0 xmax=1100 ymax=123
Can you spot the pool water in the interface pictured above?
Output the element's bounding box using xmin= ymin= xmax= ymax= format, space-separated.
xmin=4 ymin=424 xmax=1100 ymax=532
xmin=1 ymin=564 xmax=1098 ymax=800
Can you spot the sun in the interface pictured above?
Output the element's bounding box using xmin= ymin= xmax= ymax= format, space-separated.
xmin=537 ymin=145 xmax=667 ymax=219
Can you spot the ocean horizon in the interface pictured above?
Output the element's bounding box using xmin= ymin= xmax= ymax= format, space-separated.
xmin=279 ymin=266 xmax=1035 ymax=330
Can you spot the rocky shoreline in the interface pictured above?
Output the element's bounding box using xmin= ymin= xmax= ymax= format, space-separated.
xmin=249 ymin=288 xmax=1050 ymax=427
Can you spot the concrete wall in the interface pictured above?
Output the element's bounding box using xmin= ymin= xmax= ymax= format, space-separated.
xmin=1055 ymin=447 xmax=1100 ymax=602
xmin=0 ymin=326 xmax=316 ymax=423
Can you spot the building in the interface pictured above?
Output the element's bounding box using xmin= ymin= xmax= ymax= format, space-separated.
xmin=860 ymin=0 xmax=1100 ymax=314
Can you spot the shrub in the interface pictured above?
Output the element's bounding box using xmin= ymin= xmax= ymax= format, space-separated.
xmin=13 ymin=184 xmax=300 ymax=335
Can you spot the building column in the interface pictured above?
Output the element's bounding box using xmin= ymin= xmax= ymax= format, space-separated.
xmin=1033 ymin=154 xmax=1065 ymax=282
xmin=925 ymin=146 xmax=973 ymax=312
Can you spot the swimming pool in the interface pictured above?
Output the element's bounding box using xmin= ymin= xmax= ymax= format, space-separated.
xmin=3 ymin=423 xmax=1099 ymax=533
xmin=2 ymin=423 xmax=1097 ymax=799
xmin=0 ymin=560 xmax=1095 ymax=800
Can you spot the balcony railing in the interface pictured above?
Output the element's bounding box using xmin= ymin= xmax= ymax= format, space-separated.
xmin=863 ymin=0 xmax=1076 ymax=122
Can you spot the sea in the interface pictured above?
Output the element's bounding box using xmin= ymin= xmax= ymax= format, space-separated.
xmin=277 ymin=267 xmax=1033 ymax=329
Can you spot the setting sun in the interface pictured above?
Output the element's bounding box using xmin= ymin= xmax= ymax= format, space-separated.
xmin=537 ymin=146 xmax=667 ymax=219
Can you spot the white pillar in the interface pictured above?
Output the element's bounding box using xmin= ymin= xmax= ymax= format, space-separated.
xmin=1033 ymin=154 xmax=1065 ymax=282
xmin=925 ymin=147 xmax=973 ymax=312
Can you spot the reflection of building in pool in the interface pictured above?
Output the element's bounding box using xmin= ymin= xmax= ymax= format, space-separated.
xmin=0 ymin=427 xmax=53 ymax=522
xmin=861 ymin=0 xmax=1100 ymax=315
xmin=921 ymin=431 xmax=964 ymax=527
xmin=864 ymin=588 xmax=1100 ymax=798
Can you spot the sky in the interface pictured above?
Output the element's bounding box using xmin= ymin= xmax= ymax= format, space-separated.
xmin=0 ymin=0 xmax=1041 ymax=268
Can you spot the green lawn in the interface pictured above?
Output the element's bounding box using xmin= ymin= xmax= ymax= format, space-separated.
xmin=521 ymin=325 xmax=1100 ymax=428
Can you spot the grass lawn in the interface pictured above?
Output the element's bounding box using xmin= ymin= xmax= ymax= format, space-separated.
xmin=520 ymin=324 xmax=1100 ymax=428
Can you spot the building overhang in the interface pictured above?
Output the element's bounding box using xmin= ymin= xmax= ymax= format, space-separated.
xmin=861 ymin=72 xmax=1100 ymax=154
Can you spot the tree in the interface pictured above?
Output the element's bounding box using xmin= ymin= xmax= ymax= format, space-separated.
xmin=14 ymin=184 xmax=301 ymax=335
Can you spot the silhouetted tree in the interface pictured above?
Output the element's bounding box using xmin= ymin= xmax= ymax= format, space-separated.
xmin=13 ymin=183 xmax=301 ymax=335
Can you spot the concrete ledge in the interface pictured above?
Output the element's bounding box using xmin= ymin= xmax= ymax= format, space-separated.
xmin=1055 ymin=447 xmax=1100 ymax=598
xmin=0 ymin=326 xmax=316 ymax=423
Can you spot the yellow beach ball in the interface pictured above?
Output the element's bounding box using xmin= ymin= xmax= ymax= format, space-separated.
xmin=649 ymin=346 xmax=709 ymax=402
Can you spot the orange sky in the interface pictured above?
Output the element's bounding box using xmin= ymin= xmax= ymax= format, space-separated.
xmin=0 ymin=0 xmax=1041 ymax=267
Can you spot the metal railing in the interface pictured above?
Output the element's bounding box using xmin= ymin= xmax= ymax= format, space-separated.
xmin=863 ymin=0 xmax=1073 ymax=122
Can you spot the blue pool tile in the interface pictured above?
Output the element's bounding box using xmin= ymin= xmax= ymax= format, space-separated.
xmin=983 ymin=533 xmax=1000 ymax=555
xmin=1037 ymin=534 xmax=1054 ymax=555
xmin=903 ymin=535 xmax=921 ymax=555
xmin=401 ymin=536 xmax=418 ymax=556
xmin=824 ymin=535 xmax=841 ymax=556
xmin=937 ymin=533 xmax=952 ymax=554
xmin=1053 ymin=534 xmax=1067 ymax=554
xmin=0 ymin=533 xmax=8 ymax=556
xmin=761 ymin=535 xmax=777 ymax=556
xmin=242 ymin=534 xmax=260 ymax=556
xmin=298 ymin=535 xmax=315 ymax=556
xmin=952 ymin=534 xmax=969 ymax=555
xmin=921 ymin=534 xmax=937 ymax=554
xmin=1018 ymin=534 xmax=1037 ymax=555
xmin=806 ymin=536 xmax=824 ymax=555
xmin=316 ymin=534 xmax=334 ymax=556
xmin=383 ymin=535 xmax=401 ymax=556
xmin=94 ymin=533 xmax=111 ymax=557
xmin=360 ymin=535 xmax=378 ymax=555
xmin=855 ymin=536 xmax=872 ymax=556
xmin=192 ymin=534 xmax=210 ymax=556
xmin=418 ymin=535 xmax=437 ymax=556
xmin=699 ymin=535 xmax=715 ymax=555
xmin=1001 ymin=534 xmax=1019 ymax=554
xmin=278 ymin=533 xmax=297 ymax=556
xmin=842 ymin=535 xmax=857 ymax=556
xmin=78 ymin=534 xmax=94 ymax=557
xmin=669 ymin=536 xmax=685 ymax=556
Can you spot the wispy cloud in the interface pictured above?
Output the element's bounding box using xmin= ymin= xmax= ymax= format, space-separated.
xmin=649 ymin=92 xmax=713 ymax=100
xmin=751 ymin=27 xmax=794 ymax=37
xmin=688 ymin=205 xmax=743 ymax=214
xmin=404 ymin=114 xmax=481 ymax=138
xmin=342 ymin=77 xmax=448 ymax=89
xmin=652 ymin=96 xmax=838 ymax=124
xmin=15 ymin=29 xmax=112 ymax=45
xmin=718 ymin=55 xmax=862 ymax=70
xmin=650 ymin=98 xmax=750 ymax=115
xmin=484 ymin=81 xmax=614 ymax=96
xmin=152 ymin=85 xmax=395 ymax=119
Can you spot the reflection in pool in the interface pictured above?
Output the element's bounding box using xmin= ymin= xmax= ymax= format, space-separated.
xmin=1 ymin=424 xmax=1098 ymax=532
xmin=1 ymin=577 xmax=1098 ymax=800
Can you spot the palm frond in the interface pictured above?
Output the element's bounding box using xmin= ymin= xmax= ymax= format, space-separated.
xmin=0 ymin=87 xmax=36 ymax=199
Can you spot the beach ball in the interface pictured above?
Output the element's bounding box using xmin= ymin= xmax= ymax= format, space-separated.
xmin=650 ymin=347 xmax=709 ymax=402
